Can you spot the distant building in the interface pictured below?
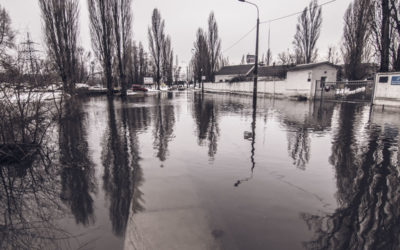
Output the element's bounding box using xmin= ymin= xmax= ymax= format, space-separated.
xmin=208 ymin=61 xmax=340 ymax=99
xmin=246 ymin=54 xmax=255 ymax=64
xmin=215 ymin=64 xmax=254 ymax=83
xmin=215 ymin=61 xmax=339 ymax=84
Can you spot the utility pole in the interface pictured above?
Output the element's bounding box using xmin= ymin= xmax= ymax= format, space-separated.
xmin=238 ymin=0 xmax=259 ymax=109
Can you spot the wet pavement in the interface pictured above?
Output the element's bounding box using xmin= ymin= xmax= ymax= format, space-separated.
xmin=2 ymin=91 xmax=400 ymax=250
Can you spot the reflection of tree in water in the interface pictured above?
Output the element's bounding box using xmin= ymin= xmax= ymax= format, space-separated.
xmin=102 ymin=98 xmax=144 ymax=237
xmin=286 ymin=126 xmax=310 ymax=170
xmin=153 ymin=94 xmax=175 ymax=162
xmin=59 ymin=99 xmax=96 ymax=226
xmin=302 ymin=103 xmax=400 ymax=250
xmin=284 ymin=101 xmax=336 ymax=170
xmin=0 ymin=128 xmax=73 ymax=249
xmin=193 ymin=93 xmax=220 ymax=159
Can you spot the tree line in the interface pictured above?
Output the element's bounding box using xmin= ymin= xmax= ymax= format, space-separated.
xmin=191 ymin=12 xmax=227 ymax=84
xmin=0 ymin=1 xmax=179 ymax=96
xmin=269 ymin=0 xmax=400 ymax=80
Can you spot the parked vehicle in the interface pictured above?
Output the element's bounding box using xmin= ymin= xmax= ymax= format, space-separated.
xmin=178 ymin=84 xmax=185 ymax=91
xmin=132 ymin=84 xmax=148 ymax=92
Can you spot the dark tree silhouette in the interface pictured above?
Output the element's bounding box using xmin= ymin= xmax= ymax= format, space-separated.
xmin=342 ymin=0 xmax=374 ymax=80
xmin=111 ymin=0 xmax=132 ymax=97
xmin=152 ymin=94 xmax=176 ymax=162
xmin=193 ymin=93 xmax=220 ymax=159
xmin=88 ymin=0 xmax=114 ymax=95
xmin=102 ymin=97 xmax=145 ymax=236
xmin=302 ymin=104 xmax=400 ymax=250
xmin=59 ymin=99 xmax=96 ymax=226
xmin=39 ymin=0 xmax=79 ymax=94
xmin=207 ymin=12 xmax=221 ymax=82
xmin=0 ymin=4 xmax=14 ymax=58
xmin=148 ymin=8 xmax=165 ymax=90
xmin=192 ymin=28 xmax=209 ymax=84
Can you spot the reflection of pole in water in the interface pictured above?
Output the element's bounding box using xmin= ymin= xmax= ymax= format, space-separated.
xmin=235 ymin=101 xmax=257 ymax=187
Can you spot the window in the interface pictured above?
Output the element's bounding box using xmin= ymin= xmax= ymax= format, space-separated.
xmin=379 ymin=76 xmax=389 ymax=83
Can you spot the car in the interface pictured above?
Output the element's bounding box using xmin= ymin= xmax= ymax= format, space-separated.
xmin=132 ymin=84 xmax=148 ymax=92
xmin=178 ymin=84 xmax=185 ymax=91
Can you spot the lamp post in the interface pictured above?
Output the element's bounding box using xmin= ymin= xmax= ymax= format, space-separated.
xmin=238 ymin=0 xmax=259 ymax=108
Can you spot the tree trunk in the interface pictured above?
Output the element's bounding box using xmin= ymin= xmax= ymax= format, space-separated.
xmin=380 ymin=0 xmax=390 ymax=72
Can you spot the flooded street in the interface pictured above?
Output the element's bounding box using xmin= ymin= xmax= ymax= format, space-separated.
xmin=2 ymin=91 xmax=400 ymax=250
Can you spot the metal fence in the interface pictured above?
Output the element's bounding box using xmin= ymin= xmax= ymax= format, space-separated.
xmin=315 ymin=80 xmax=374 ymax=102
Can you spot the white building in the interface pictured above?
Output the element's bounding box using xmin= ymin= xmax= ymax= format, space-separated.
xmin=208 ymin=62 xmax=339 ymax=99
xmin=373 ymin=72 xmax=400 ymax=107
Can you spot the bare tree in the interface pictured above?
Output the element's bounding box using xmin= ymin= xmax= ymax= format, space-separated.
xmin=371 ymin=0 xmax=391 ymax=72
xmin=380 ymin=0 xmax=390 ymax=71
xmin=266 ymin=48 xmax=272 ymax=66
xmin=88 ymin=0 xmax=114 ymax=95
xmin=293 ymin=0 xmax=322 ymax=64
xmin=128 ymin=40 xmax=139 ymax=84
xmin=342 ymin=0 xmax=374 ymax=80
xmin=390 ymin=0 xmax=400 ymax=70
xmin=277 ymin=49 xmax=296 ymax=65
xmin=240 ymin=55 xmax=245 ymax=64
xmin=0 ymin=4 xmax=14 ymax=58
xmin=39 ymin=0 xmax=79 ymax=94
xmin=327 ymin=45 xmax=341 ymax=64
xmin=138 ymin=42 xmax=148 ymax=84
xmin=173 ymin=56 xmax=181 ymax=84
xmin=219 ymin=55 xmax=229 ymax=68
xmin=111 ymin=0 xmax=132 ymax=97
xmin=148 ymin=8 xmax=165 ymax=90
xmin=207 ymin=12 xmax=221 ymax=82
xmin=162 ymin=35 xmax=173 ymax=86
xmin=192 ymin=28 xmax=209 ymax=84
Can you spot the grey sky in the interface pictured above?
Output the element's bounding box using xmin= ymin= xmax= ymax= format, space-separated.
xmin=2 ymin=0 xmax=349 ymax=65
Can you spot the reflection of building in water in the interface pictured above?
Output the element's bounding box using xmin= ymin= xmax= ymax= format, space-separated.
xmin=59 ymin=99 xmax=96 ymax=226
xmin=193 ymin=93 xmax=220 ymax=159
xmin=197 ymin=93 xmax=337 ymax=170
xmin=152 ymin=94 xmax=176 ymax=162
xmin=279 ymin=100 xmax=336 ymax=170
xmin=102 ymin=98 xmax=145 ymax=237
xmin=303 ymin=104 xmax=400 ymax=249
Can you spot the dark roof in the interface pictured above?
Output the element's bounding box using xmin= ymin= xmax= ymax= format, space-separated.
xmin=257 ymin=65 xmax=291 ymax=77
xmin=288 ymin=61 xmax=339 ymax=71
xmin=216 ymin=64 xmax=254 ymax=76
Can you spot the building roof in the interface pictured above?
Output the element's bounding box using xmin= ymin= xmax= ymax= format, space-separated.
xmin=257 ymin=65 xmax=291 ymax=77
xmin=215 ymin=64 xmax=254 ymax=76
xmin=288 ymin=61 xmax=339 ymax=71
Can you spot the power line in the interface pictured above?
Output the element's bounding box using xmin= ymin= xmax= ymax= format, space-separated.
xmin=261 ymin=0 xmax=337 ymax=24
xmin=223 ymin=25 xmax=256 ymax=53
xmin=223 ymin=0 xmax=337 ymax=54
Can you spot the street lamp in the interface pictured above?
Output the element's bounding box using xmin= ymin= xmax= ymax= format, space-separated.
xmin=238 ymin=0 xmax=259 ymax=108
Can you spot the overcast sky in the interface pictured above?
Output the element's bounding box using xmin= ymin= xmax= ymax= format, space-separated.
xmin=2 ymin=0 xmax=349 ymax=65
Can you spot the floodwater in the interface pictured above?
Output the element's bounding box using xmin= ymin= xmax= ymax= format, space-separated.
xmin=2 ymin=91 xmax=400 ymax=250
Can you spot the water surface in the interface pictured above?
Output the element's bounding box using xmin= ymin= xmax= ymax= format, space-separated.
xmin=2 ymin=91 xmax=400 ymax=250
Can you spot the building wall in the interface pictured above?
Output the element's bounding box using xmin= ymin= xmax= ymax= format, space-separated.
xmin=373 ymin=72 xmax=400 ymax=106
xmin=210 ymin=65 xmax=338 ymax=99
xmin=285 ymin=70 xmax=313 ymax=97
xmin=204 ymin=79 xmax=305 ymax=99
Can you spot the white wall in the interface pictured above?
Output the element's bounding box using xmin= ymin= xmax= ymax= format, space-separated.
xmin=373 ymin=72 xmax=400 ymax=106
xmin=286 ymin=70 xmax=313 ymax=97
xmin=208 ymin=64 xmax=338 ymax=100
xmin=311 ymin=65 xmax=337 ymax=83
xmin=204 ymin=79 xmax=307 ymax=99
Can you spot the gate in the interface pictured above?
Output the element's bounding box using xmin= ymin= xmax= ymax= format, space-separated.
xmin=314 ymin=80 xmax=374 ymax=102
